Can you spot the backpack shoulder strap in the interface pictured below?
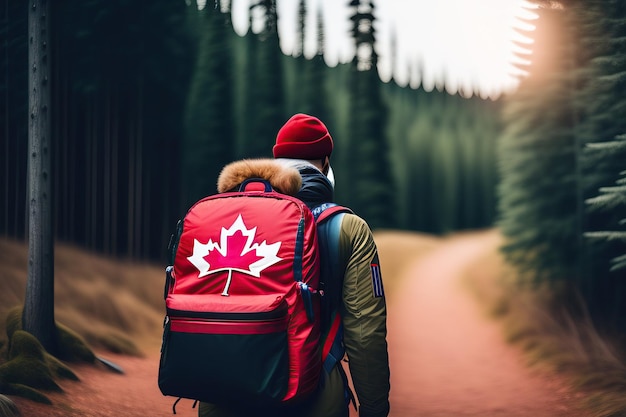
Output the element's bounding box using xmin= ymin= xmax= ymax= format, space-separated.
xmin=312 ymin=203 xmax=353 ymax=373
xmin=314 ymin=203 xmax=352 ymax=224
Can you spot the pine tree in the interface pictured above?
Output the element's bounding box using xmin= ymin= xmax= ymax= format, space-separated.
xmin=574 ymin=0 xmax=626 ymax=323
xmin=345 ymin=0 xmax=395 ymax=228
xmin=496 ymin=1 xmax=594 ymax=284
xmin=245 ymin=0 xmax=285 ymax=158
xmin=579 ymin=0 xmax=626 ymax=238
xmin=299 ymin=5 xmax=330 ymax=124
xmin=585 ymin=135 xmax=626 ymax=272
xmin=295 ymin=0 xmax=305 ymax=58
xmin=291 ymin=0 xmax=308 ymax=112
xmin=496 ymin=0 xmax=626 ymax=329
xmin=182 ymin=2 xmax=235 ymax=206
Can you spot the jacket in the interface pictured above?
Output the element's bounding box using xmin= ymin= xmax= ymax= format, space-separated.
xmin=199 ymin=159 xmax=390 ymax=417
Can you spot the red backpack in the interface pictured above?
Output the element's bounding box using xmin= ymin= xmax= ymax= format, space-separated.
xmin=158 ymin=179 xmax=342 ymax=408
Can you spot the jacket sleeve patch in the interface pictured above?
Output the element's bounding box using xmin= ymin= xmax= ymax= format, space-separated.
xmin=370 ymin=263 xmax=384 ymax=298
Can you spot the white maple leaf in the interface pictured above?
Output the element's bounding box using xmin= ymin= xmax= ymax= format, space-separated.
xmin=186 ymin=215 xmax=283 ymax=295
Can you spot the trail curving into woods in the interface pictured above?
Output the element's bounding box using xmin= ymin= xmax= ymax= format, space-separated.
xmin=10 ymin=231 xmax=587 ymax=417
xmin=381 ymin=231 xmax=585 ymax=417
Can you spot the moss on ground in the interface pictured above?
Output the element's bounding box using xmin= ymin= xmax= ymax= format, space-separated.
xmin=0 ymin=307 xmax=97 ymax=406
xmin=55 ymin=322 xmax=96 ymax=363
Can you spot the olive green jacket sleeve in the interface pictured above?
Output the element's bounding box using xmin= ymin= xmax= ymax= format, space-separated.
xmin=339 ymin=214 xmax=390 ymax=417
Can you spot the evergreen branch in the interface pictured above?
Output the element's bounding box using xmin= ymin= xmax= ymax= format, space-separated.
xmin=610 ymin=255 xmax=626 ymax=272
xmin=598 ymin=71 xmax=626 ymax=84
xmin=584 ymin=231 xmax=626 ymax=242
xmin=598 ymin=185 xmax=626 ymax=195
xmin=585 ymin=141 xmax=626 ymax=152
xmin=585 ymin=193 xmax=625 ymax=210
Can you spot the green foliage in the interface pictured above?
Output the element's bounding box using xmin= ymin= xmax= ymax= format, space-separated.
xmin=385 ymin=87 xmax=501 ymax=233
xmin=295 ymin=8 xmax=331 ymax=123
xmin=1 ymin=0 xmax=502 ymax=260
xmin=182 ymin=6 xmax=236 ymax=206
xmin=497 ymin=2 xmax=591 ymax=285
xmin=578 ymin=0 xmax=626 ymax=281
xmin=498 ymin=0 xmax=626 ymax=329
xmin=585 ymin=136 xmax=626 ymax=273
xmin=243 ymin=0 xmax=286 ymax=159
xmin=298 ymin=54 xmax=331 ymax=124
xmin=573 ymin=0 xmax=626 ymax=324
xmin=349 ymin=70 xmax=396 ymax=229
xmin=343 ymin=2 xmax=396 ymax=229
xmin=226 ymin=1 xmax=500 ymax=234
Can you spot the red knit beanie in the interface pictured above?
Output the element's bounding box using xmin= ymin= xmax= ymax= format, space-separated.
xmin=273 ymin=113 xmax=333 ymax=160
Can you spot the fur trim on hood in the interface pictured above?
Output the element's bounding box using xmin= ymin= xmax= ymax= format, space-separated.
xmin=217 ymin=159 xmax=302 ymax=196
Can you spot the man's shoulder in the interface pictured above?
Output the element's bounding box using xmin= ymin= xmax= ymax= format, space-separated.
xmin=338 ymin=211 xmax=373 ymax=236
xmin=312 ymin=203 xmax=373 ymax=236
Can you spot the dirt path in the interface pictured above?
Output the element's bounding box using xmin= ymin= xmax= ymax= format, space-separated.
xmin=10 ymin=231 xmax=587 ymax=416
xmin=385 ymin=231 xmax=585 ymax=417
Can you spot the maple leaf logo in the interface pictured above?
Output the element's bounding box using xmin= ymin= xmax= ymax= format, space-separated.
xmin=187 ymin=215 xmax=282 ymax=295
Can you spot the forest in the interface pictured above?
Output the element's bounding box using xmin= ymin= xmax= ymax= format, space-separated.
xmin=1 ymin=0 xmax=625 ymax=344
xmin=1 ymin=0 xmax=501 ymax=259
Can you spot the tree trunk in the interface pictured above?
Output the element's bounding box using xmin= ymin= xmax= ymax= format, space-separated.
xmin=23 ymin=0 xmax=57 ymax=355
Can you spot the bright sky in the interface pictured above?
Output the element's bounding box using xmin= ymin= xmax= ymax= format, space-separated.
xmin=223 ymin=0 xmax=537 ymax=99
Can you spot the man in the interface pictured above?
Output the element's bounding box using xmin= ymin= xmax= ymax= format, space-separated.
xmin=273 ymin=113 xmax=391 ymax=417
xmin=199 ymin=114 xmax=390 ymax=417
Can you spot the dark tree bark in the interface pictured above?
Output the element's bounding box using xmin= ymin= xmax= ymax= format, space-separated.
xmin=23 ymin=0 xmax=57 ymax=355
